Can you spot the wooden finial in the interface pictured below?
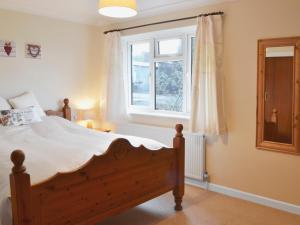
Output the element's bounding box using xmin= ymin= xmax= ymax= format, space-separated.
xmin=64 ymin=98 xmax=69 ymax=106
xmin=175 ymin=124 xmax=183 ymax=137
xmin=63 ymin=98 xmax=72 ymax=121
xmin=11 ymin=150 xmax=26 ymax=173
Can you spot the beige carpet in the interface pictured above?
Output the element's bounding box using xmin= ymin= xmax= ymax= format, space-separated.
xmin=97 ymin=185 xmax=300 ymax=225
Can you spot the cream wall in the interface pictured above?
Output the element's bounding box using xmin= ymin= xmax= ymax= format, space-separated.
xmin=1 ymin=0 xmax=299 ymax=207
xmin=0 ymin=9 xmax=102 ymax=111
xmin=100 ymin=0 xmax=300 ymax=205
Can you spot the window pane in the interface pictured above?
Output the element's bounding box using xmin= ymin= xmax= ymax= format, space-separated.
xmin=191 ymin=37 xmax=196 ymax=72
xmin=131 ymin=43 xmax=151 ymax=106
xmin=190 ymin=36 xmax=196 ymax=91
xmin=158 ymin=38 xmax=183 ymax=56
xmin=155 ymin=61 xmax=183 ymax=112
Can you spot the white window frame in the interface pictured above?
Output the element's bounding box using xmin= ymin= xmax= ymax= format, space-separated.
xmin=155 ymin=36 xmax=184 ymax=58
xmin=122 ymin=26 xmax=196 ymax=118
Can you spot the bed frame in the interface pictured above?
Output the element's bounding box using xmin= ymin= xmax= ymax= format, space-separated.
xmin=9 ymin=99 xmax=185 ymax=225
xmin=45 ymin=98 xmax=72 ymax=121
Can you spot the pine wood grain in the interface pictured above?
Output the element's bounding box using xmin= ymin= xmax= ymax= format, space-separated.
xmin=9 ymin=124 xmax=185 ymax=225
xmin=256 ymin=37 xmax=300 ymax=154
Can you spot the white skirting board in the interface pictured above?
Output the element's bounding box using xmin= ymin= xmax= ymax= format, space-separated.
xmin=185 ymin=178 xmax=300 ymax=216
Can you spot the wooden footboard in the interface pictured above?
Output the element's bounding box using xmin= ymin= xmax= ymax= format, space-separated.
xmin=9 ymin=124 xmax=185 ymax=225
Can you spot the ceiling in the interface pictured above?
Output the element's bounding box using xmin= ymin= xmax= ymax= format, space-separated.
xmin=0 ymin=0 xmax=232 ymax=26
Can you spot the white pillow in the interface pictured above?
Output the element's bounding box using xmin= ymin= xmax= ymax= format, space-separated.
xmin=0 ymin=97 xmax=11 ymax=111
xmin=0 ymin=106 xmax=42 ymax=126
xmin=8 ymin=91 xmax=46 ymax=117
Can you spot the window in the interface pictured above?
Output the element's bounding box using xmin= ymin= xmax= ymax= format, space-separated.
xmin=131 ymin=42 xmax=151 ymax=106
xmin=156 ymin=38 xmax=183 ymax=56
xmin=155 ymin=61 xmax=183 ymax=112
xmin=191 ymin=37 xmax=196 ymax=75
xmin=124 ymin=27 xmax=196 ymax=117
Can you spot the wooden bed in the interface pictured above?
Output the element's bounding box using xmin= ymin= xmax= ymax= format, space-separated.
xmin=9 ymin=99 xmax=185 ymax=225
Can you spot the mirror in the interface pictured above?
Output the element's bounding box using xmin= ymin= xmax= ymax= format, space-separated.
xmin=264 ymin=46 xmax=294 ymax=144
xmin=257 ymin=37 xmax=300 ymax=154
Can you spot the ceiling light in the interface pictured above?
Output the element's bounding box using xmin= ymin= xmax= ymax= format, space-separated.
xmin=98 ymin=0 xmax=137 ymax=18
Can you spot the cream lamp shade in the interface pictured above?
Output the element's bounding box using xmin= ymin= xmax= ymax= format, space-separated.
xmin=98 ymin=0 xmax=137 ymax=18
xmin=77 ymin=109 xmax=97 ymax=129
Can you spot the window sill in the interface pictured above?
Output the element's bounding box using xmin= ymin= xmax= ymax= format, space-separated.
xmin=128 ymin=111 xmax=190 ymax=120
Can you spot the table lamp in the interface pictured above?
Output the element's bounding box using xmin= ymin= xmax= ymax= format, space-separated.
xmin=77 ymin=108 xmax=97 ymax=129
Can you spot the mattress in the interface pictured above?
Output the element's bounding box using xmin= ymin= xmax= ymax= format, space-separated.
xmin=0 ymin=116 xmax=165 ymax=225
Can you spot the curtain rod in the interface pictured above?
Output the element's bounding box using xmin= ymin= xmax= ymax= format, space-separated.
xmin=104 ymin=11 xmax=224 ymax=34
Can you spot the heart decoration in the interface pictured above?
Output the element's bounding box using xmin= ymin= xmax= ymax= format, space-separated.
xmin=27 ymin=44 xmax=41 ymax=58
xmin=4 ymin=42 xmax=12 ymax=56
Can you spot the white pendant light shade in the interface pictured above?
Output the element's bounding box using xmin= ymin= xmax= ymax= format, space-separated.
xmin=99 ymin=0 xmax=137 ymax=18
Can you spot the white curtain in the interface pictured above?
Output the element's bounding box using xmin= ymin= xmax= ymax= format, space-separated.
xmin=103 ymin=31 xmax=127 ymax=122
xmin=190 ymin=15 xmax=226 ymax=136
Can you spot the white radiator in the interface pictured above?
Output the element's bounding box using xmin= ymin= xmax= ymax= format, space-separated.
xmin=116 ymin=123 xmax=205 ymax=181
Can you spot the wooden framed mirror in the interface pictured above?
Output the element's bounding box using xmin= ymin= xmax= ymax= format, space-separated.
xmin=256 ymin=37 xmax=300 ymax=155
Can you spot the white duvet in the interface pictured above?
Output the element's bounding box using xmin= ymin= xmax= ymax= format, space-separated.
xmin=0 ymin=116 xmax=165 ymax=225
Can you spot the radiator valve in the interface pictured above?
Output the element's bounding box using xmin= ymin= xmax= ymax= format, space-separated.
xmin=203 ymin=171 xmax=209 ymax=182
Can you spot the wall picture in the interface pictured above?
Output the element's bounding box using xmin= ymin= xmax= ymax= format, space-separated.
xmin=0 ymin=40 xmax=16 ymax=57
xmin=25 ymin=43 xmax=41 ymax=59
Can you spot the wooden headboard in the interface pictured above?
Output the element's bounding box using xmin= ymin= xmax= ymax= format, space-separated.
xmin=45 ymin=98 xmax=72 ymax=120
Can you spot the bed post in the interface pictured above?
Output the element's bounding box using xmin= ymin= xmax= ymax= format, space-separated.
xmin=62 ymin=98 xmax=71 ymax=121
xmin=10 ymin=150 xmax=32 ymax=225
xmin=173 ymin=124 xmax=185 ymax=211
